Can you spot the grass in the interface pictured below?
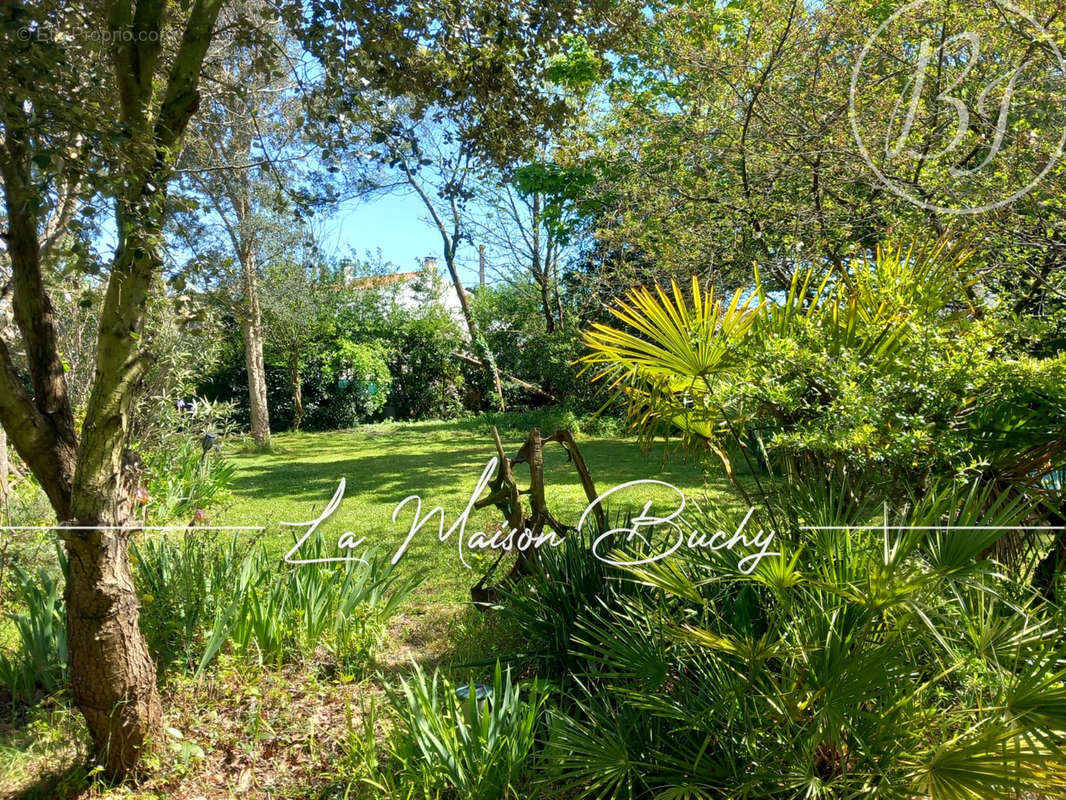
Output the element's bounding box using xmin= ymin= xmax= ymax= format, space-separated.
xmin=212 ymin=417 xmax=742 ymax=608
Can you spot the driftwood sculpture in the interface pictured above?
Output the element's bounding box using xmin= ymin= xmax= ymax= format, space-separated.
xmin=470 ymin=426 xmax=604 ymax=607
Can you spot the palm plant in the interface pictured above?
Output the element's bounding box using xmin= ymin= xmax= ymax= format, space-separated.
xmin=581 ymin=239 xmax=1066 ymax=548
xmin=548 ymin=239 xmax=1066 ymax=797
xmin=581 ymin=275 xmax=761 ymax=472
xmin=541 ymin=482 xmax=1066 ymax=799
xmin=581 ymin=242 xmax=984 ymax=484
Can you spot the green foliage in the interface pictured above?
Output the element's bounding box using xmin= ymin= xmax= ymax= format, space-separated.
xmin=322 ymin=339 xmax=393 ymax=423
xmin=386 ymin=308 xmax=467 ymax=420
xmin=576 ymin=0 xmax=1066 ymax=303
xmin=205 ymin=283 xmax=471 ymax=426
xmin=132 ymin=533 xmax=247 ymax=672
xmin=375 ymin=661 xmax=547 ymax=800
xmin=546 ymin=34 xmax=603 ymax=92
xmin=582 ymin=242 xmax=1066 ymax=500
xmin=497 ymin=527 xmax=633 ymax=676
xmin=471 ymin=281 xmax=602 ymax=410
xmin=197 ymin=538 xmax=423 ymax=675
xmin=298 ymin=0 xmax=638 ymax=167
xmin=140 ymin=437 xmax=237 ymax=524
xmin=3 ymin=472 xmax=55 ymax=529
xmin=130 ymin=529 xmax=423 ymax=679
xmin=511 ymin=161 xmax=600 ymax=243
xmin=526 ymin=484 xmax=1066 ymax=799
xmin=0 ymin=549 xmax=68 ymax=702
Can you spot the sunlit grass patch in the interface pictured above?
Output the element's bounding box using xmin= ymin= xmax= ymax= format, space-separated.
xmin=213 ymin=420 xmax=740 ymax=608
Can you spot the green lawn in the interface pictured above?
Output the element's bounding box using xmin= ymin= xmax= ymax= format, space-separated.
xmin=213 ymin=417 xmax=744 ymax=606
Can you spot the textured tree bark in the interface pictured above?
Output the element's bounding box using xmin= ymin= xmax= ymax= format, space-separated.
xmin=63 ymin=521 xmax=161 ymax=777
xmin=240 ymin=248 xmax=271 ymax=447
xmin=289 ymin=353 xmax=304 ymax=431
xmin=0 ymin=152 xmax=78 ymax=517
xmin=65 ymin=189 xmax=167 ymax=777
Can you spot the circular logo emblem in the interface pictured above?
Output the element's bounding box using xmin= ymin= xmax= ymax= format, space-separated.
xmin=850 ymin=0 xmax=1066 ymax=215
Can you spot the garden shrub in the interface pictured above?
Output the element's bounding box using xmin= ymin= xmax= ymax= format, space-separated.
xmin=470 ymin=282 xmax=604 ymax=412
xmin=0 ymin=549 xmax=68 ymax=703
xmin=305 ymin=339 xmax=393 ymax=429
xmin=385 ymin=307 xmax=466 ymax=420
xmin=519 ymin=485 xmax=1066 ymax=799
xmin=375 ymin=661 xmax=547 ymax=800
xmin=582 ymin=242 xmax=1066 ymax=504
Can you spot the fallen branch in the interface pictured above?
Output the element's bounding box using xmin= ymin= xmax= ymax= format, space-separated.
xmin=450 ymin=352 xmax=557 ymax=402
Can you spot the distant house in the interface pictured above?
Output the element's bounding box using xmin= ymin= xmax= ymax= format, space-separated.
xmin=349 ymin=256 xmax=466 ymax=319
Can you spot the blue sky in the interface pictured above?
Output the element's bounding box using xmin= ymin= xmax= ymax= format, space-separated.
xmin=100 ymin=177 xmax=488 ymax=287
xmin=318 ymin=190 xmax=485 ymax=286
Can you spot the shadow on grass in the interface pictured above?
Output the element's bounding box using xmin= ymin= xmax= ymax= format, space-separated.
xmin=214 ymin=423 xmax=753 ymax=608
xmin=225 ymin=436 xmax=731 ymax=507
xmin=0 ymin=697 xmax=91 ymax=800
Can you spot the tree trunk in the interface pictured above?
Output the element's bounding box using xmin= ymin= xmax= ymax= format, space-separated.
xmin=548 ymin=239 xmax=565 ymax=330
xmin=240 ymin=248 xmax=271 ymax=446
xmin=532 ymin=193 xmax=556 ymax=333
xmin=398 ymin=156 xmax=505 ymax=412
xmin=65 ymin=191 xmax=170 ymax=779
xmin=63 ymin=519 xmax=161 ymax=778
xmin=289 ymin=351 xmax=303 ymax=431
xmin=445 ymin=251 xmax=506 ymax=411
xmin=0 ymin=0 xmax=222 ymax=781
xmin=538 ymin=278 xmax=556 ymax=333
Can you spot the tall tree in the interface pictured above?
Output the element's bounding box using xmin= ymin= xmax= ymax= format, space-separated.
xmin=172 ymin=24 xmax=316 ymax=446
xmin=260 ymin=245 xmax=336 ymax=431
xmin=573 ymin=0 xmax=1066 ymax=289
xmin=0 ymin=0 xmax=223 ymax=776
xmin=292 ymin=0 xmax=641 ymax=409
xmin=474 ymin=156 xmax=601 ymax=332
xmin=383 ymin=119 xmax=506 ymax=409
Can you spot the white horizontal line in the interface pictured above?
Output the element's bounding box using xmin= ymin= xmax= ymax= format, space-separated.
xmin=0 ymin=525 xmax=266 ymax=531
xmin=802 ymin=525 xmax=1065 ymax=531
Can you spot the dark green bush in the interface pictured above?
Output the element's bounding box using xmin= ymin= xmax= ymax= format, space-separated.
xmin=384 ymin=308 xmax=466 ymax=420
